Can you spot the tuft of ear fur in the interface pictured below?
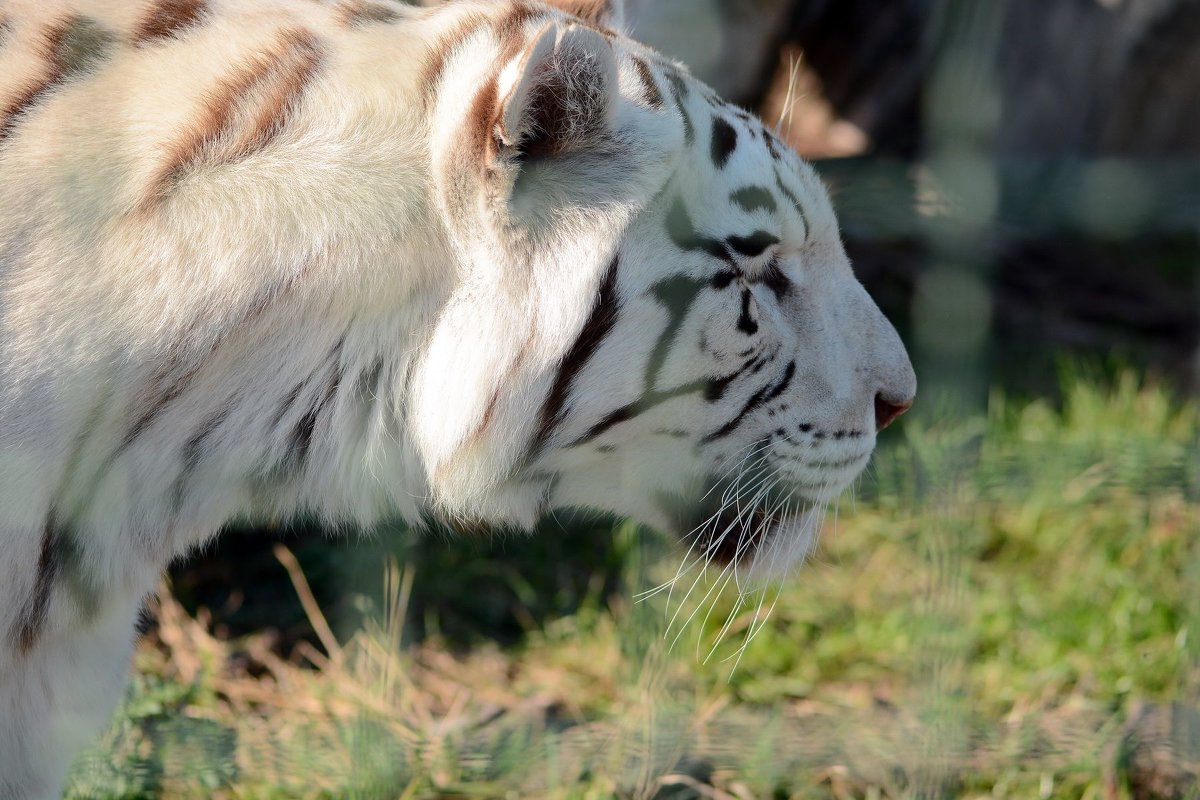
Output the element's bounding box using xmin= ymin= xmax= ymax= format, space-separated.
xmin=496 ymin=23 xmax=618 ymax=160
xmin=542 ymin=0 xmax=625 ymax=30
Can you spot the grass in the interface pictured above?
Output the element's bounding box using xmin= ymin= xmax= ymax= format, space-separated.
xmin=66 ymin=372 xmax=1200 ymax=799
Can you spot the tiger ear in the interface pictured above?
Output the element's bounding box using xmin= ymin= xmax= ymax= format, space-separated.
xmin=495 ymin=23 xmax=618 ymax=160
xmin=542 ymin=0 xmax=625 ymax=29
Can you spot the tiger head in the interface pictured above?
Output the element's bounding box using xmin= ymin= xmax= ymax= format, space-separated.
xmin=412 ymin=0 xmax=915 ymax=581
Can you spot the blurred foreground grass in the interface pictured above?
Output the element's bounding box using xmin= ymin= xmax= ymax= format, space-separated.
xmin=68 ymin=373 xmax=1199 ymax=799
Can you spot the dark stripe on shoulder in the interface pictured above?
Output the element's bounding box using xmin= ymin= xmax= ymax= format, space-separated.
xmin=133 ymin=0 xmax=207 ymax=45
xmin=711 ymin=117 xmax=738 ymax=168
xmin=296 ymin=343 xmax=344 ymax=465
xmin=0 ymin=15 xmax=115 ymax=143
xmin=122 ymin=260 xmax=317 ymax=451
xmin=142 ymin=28 xmax=324 ymax=209
xmin=120 ymin=357 xmax=203 ymax=452
xmin=531 ymin=255 xmax=621 ymax=456
xmin=730 ymin=187 xmax=777 ymax=214
xmin=12 ymin=519 xmax=65 ymax=653
xmin=631 ymin=56 xmax=663 ymax=109
xmin=171 ymin=404 xmax=231 ymax=513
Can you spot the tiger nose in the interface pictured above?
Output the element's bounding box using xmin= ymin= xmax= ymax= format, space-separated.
xmin=874 ymin=392 xmax=913 ymax=432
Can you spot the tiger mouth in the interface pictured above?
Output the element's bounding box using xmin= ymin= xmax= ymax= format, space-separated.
xmin=681 ymin=482 xmax=805 ymax=567
xmin=660 ymin=472 xmax=833 ymax=568
xmin=695 ymin=502 xmax=780 ymax=566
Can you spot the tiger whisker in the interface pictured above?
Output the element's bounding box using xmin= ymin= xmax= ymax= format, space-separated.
xmin=676 ymin=476 xmax=784 ymax=649
xmin=707 ymin=496 xmax=792 ymax=661
xmin=664 ymin=454 xmax=772 ymax=612
xmin=701 ymin=585 xmax=744 ymax=663
xmin=668 ymin=556 xmax=736 ymax=653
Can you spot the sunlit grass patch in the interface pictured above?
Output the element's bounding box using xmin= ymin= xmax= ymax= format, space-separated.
xmin=68 ymin=373 xmax=1199 ymax=798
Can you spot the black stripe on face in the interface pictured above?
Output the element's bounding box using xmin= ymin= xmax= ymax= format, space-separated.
xmin=645 ymin=273 xmax=708 ymax=391
xmin=666 ymin=196 xmax=728 ymax=261
xmin=764 ymin=132 xmax=782 ymax=160
xmin=727 ymin=231 xmax=780 ymax=258
xmin=631 ymin=56 xmax=664 ymax=109
xmin=737 ymin=289 xmax=758 ymax=335
xmin=531 ymin=256 xmax=621 ymax=456
xmin=701 ymin=360 xmax=796 ymax=444
xmin=775 ymin=170 xmax=809 ymax=239
xmin=572 ymin=376 xmax=708 ymax=447
xmin=730 ymin=187 xmax=777 ymax=214
xmin=572 ymin=346 xmax=765 ymax=445
xmin=664 ymin=70 xmax=694 ymax=146
xmin=711 ymin=117 xmax=738 ymax=168
xmin=758 ymin=258 xmax=792 ymax=300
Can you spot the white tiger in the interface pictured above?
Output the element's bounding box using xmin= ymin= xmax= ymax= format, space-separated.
xmin=0 ymin=0 xmax=915 ymax=795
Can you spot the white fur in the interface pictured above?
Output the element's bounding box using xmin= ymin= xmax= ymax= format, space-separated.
xmin=0 ymin=0 xmax=915 ymax=795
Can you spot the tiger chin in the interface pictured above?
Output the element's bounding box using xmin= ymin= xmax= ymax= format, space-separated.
xmin=0 ymin=0 xmax=913 ymax=794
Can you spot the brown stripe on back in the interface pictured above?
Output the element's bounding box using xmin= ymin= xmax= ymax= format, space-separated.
xmin=141 ymin=28 xmax=324 ymax=210
xmin=631 ymin=56 xmax=663 ymax=109
xmin=419 ymin=11 xmax=489 ymax=107
xmin=335 ymin=0 xmax=402 ymax=28
xmin=494 ymin=2 xmax=543 ymax=43
xmin=493 ymin=3 xmax=546 ymax=69
xmin=0 ymin=15 xmax=114 ymax=143
xmin=133 ymin=0 xmax=207 ymax=45
xmin=466 ymin=75 xmax=500 ymax=160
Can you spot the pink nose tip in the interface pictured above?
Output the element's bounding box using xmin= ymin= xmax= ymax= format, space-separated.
xmin=875 ymin=393 xmax=912 ymax=432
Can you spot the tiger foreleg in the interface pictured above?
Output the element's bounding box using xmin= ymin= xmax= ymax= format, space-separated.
xmin=0 ymin=527 xmax=153 ymax=800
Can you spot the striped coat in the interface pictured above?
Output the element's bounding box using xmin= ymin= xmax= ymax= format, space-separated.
xmin=0 ymin=1 xmax=914 ymax=794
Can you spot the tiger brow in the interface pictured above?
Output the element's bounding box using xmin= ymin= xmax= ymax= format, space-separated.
xmin=730 ymin=187 xmax=777 ymax=215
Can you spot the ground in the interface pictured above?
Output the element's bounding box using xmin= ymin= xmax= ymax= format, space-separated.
xmin=61 ymin=370 xmax=1200 ymax=799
